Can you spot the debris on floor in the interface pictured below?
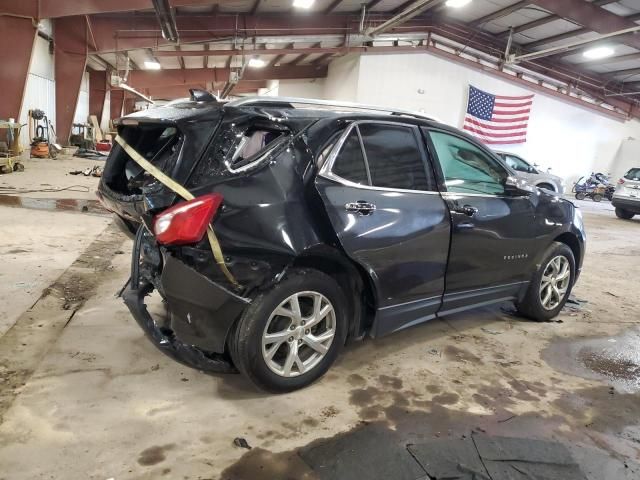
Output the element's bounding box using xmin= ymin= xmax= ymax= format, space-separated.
xmin=69 ymin=165 xmax=103 ymax=177
xmin=73 ymin=148 xmax=108 ymax=160
xmin=233 ymin=437 xmax=252 ymax=450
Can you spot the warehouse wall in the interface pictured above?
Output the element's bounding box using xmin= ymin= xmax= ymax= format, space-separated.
xmin=281 ymin=52 xmax=640 ymax=183
xmin=19 ymin=35 xmax=56 ymax=147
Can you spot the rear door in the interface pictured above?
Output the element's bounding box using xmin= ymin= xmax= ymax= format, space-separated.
xmin=315 ymin=121 xmax=451 ymax=336
xmin=425 ymin=129 xmax=537 ymax=314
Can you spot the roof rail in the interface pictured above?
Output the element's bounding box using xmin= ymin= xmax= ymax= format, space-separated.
xmin=225 ymin=96 xmax=439 ymax=122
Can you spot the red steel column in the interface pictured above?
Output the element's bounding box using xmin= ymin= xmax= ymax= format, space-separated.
xmin=89 ymin=70 xmax=108 ymax=122
xmin=0 ymin=17 xmax=36 ymax=121
xmin=54 ymin=16 xmax=88 ymax=145
xmin=110 ymin=89 xmax=125 ymax=122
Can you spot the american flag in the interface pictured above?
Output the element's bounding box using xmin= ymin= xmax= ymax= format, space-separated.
xmin=463 ymin=85 xmax=534 ymax=145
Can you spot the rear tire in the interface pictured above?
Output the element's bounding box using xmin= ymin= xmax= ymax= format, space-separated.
xmin=592 ymin=193 xmax=603 ymax=202
xmin=229 ymin=268 xmax=348 ymax=393
xmin=615 ymin=207 xmax=635 ymax=219
xmin=575 ymin=192 xmax=586 ymax=200
xmin=516 ymin=242 xmax=575 ymax=322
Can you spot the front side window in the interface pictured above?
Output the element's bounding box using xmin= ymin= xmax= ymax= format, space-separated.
xmin=332 ymin=130 xmax=369 ymax=185
xmin=625 ymin=168 xmax=640 ymax=181
xmin=429 ymin=131 xmax=507 ymax=195
xmin=358 ymin=124 xmax=432 ymax=191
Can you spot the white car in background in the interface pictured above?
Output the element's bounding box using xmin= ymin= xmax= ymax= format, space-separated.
xmin=495 ymin=151 xmax=565 ymax=194
xmin=612 ymin=167 xmax=640 ymax=219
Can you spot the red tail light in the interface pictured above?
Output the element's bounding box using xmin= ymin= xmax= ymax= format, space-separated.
xmin=153 ymin=193 xmax=223 ymax=245
xmin=618 ymin=178 xmax=625 ymax=184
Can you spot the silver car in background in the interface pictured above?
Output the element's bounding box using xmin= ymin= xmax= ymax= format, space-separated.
xmin=495 ymin=151 xmax=565 ymax=194
xmin=612 ymin=167 xmax=640 ymax=219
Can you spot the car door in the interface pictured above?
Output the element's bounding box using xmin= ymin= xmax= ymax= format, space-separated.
xmin=425 ymin=129 xmax=537 ymax=315
xmin=315 ymin=121 xmax=451 ymax=336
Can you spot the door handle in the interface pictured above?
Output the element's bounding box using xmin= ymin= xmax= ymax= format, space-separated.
xmin=345 ymin=201 xmax=376 ymax=215
xmin=453 ymin=204 xmax=478 ymax=217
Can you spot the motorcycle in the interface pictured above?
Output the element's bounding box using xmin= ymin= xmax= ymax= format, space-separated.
xmin=573 ymin=172 xmax=615 ymax=202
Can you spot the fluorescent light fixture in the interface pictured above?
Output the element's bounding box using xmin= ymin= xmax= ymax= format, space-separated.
xmin=248 ymin=57 xmax=266 ymax=68
xmin=144 ymin=61 xmax=162 ymax=70
xmin=446 ymin=0 xmax=472 ymax=7
xmin=583 ymin=46 xmax=615 ymax=60
xmin=292 ymin=0 xmax=315 ymax=8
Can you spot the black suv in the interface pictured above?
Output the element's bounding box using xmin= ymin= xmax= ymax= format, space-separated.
xmin=98 ymin=94 xmax=585 ymax=392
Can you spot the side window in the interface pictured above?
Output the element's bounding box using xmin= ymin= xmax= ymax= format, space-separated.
xmin=429 ymin=131 xmax=507 ymax=195
xmin=504 ymin=154 xmax=531 ymax=173
xmin=358 ymin=124 xmax=433 ymax=191
xmin=332 ymin=130 xmax=369 ymax=185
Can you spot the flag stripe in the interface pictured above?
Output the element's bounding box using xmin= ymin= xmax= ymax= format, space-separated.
xmin=495 ymin=94 xmax=534 ymax=100
xmin=464 ymin=117 xmax=528 ymax=131
xmin=492 ymin=108 xmax=531 ymax=116
xmin=494 ymin=101 xmax=533 ymax=108
xmin=463 ymin=125 xmax=528 ymax=139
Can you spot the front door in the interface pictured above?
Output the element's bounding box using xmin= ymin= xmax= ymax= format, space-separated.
xmin=315 ymin=121 xmax=450 ymax=336
xmin=425 ymin=129 xmax=538 ymax=315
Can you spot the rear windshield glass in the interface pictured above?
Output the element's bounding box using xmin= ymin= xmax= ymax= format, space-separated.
xmin=105 ymin=124 xmax=181 ymax=195
xmin=625 ymin=168 xmax=640 ymax=180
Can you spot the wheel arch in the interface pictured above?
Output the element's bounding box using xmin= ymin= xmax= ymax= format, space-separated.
xmin=536 ymin=182 xmax=556 ymax=192
xmin=290 ymin=245 xmax=377 ymax=341
xmin=553 ymin=232 xmax=581 ymax=278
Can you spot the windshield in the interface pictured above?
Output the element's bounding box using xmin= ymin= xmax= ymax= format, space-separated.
xmin=624 ymin=168 xmax=640 ymax=180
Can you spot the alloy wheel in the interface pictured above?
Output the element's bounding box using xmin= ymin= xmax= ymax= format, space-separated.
xmin=539 ymin=255 xmax=571 ymax=311
xmin=261 ymin=291 xmax=336 ymax=377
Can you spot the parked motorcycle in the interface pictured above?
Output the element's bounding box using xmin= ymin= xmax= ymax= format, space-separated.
xmin=573 ymin=172 xmax=615 ymax=202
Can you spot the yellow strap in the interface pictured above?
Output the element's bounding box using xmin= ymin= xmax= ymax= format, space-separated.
xmin=115 ymin=135 xmax=240 ymax=288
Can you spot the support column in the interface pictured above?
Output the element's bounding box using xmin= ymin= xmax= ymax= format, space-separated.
xmin=110 ymin=89 xmax=125 ymax=123
xmin=54 ymin=16 xmax=88 ymax=145
xmin=0 ymin=17 xmax=36 ymax=122
xmin=89 ymin=70 xmax=108 ymax=122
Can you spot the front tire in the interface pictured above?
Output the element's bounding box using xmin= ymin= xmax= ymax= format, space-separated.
xmin=575 ymin=192 xmax=586 ymax=200
xmin=516 ymin=242 xmax=575 ymax=322
xmin=592 ymin=193 xmax=603 ymax=202
xmin=615 ymin=207 xmax=635 ymax=219
xmin=229 ymin=268 xmax=348 ymax=392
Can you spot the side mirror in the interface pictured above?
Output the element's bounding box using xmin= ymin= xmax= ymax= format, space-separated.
xmin=504 ymin=176 xmax=534 ymax=196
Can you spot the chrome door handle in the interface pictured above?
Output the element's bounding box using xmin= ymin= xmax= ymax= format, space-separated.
xmin=454 ymin=204 xmax=478 ymax=217
xmin=345 ymin=201 xmax=376 ymax=215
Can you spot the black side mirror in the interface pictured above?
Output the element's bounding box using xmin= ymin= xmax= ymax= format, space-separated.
xmin=504 ymin=176 xmax=534 ymax=196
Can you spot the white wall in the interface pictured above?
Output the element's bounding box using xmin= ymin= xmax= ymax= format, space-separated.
xmin=19 ymin=35 xmax=55 ymax=147
xmin=278 ymin=79 xmax=325 ymax=99
xmin=280 ymin=52 xmax=640 ymax=184
xmin=73 ymin=71 xmax=90 ymax=126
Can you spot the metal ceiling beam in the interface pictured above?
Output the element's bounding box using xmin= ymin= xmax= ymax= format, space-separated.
xmin=528 ymin=0 xmax=640 ymax=50
xmin=289 ymin=42 xmax=322 ymax=65
xmin=325 ymin=0 xmax=344 ymax=14
xmin=152 ymin=0 xmax=179 ymax=43
xmin=249 ymin=0 xmax=261 ymax=14
xmin=495 ymin=0 xmax=619 ymax=38
xmin=268 ymin=43 xmax=294 ymax=67
xmin=203 ymin=44 xmax=209 ymax=68
xmin=469 ymin=1 xmax=531 ymax=27
xmin=605 ymin=66 xmax=640 ymax=80
xmin=367 ymin=0 xmax=446 ymax=36
xmin=153 ymin=46 xmax=343 ymax=56
xmin=127 ymin=65 xmax=328 ymax=89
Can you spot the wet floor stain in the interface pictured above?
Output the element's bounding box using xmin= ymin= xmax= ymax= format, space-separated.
xmin=443 ymin=345 xmax=483 ymax=364
xmin=137 ymin=444 xmax=175 ymax=466
xmin=542 ymin=328 xmax=640 ymax=392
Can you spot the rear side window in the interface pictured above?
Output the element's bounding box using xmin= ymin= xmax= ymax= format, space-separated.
xmin=330 ymin=122 xmax=434 ymax=191
xmin=225 ymin=126 xmax=287 ymax=172
xmin=358 ymin=123 xmax=431 ymax=191
xmin=332 ymin=130 xmax=369 ymax=185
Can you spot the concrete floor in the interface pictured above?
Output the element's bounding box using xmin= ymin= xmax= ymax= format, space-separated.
xmin=0 ymin=199 xmax=639 ymax=480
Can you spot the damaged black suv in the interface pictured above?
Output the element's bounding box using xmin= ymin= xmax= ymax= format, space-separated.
xmin=98 ymin=93 xmax=585 ymax=392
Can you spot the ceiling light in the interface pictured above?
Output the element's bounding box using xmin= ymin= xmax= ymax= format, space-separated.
xmin=144 ymin=61 xmax=162 ymax=70
xmin=446 ymin=0 xmax=472 ymax=7
xmin=292 ymin=0 xmax=315 ymax=8
xmin=583 ymin=46 xmax=615 ymax=60
xmin=248 ymin=57 xmax=266 ymax=68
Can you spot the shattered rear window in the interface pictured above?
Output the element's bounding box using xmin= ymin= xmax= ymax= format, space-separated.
xmin=225 ymin=126 xmax=288 ymax=172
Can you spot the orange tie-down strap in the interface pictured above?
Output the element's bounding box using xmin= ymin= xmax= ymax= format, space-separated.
xmin=115 ymin=135 xmax=240 ymax=288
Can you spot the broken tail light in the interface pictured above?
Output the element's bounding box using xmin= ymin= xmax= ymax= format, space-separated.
xmin=153 ymin=193 xmax=223 ymax=245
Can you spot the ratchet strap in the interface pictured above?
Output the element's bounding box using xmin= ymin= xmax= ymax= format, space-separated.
xmin=114 ymin=135 xmax=240 ymax=288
